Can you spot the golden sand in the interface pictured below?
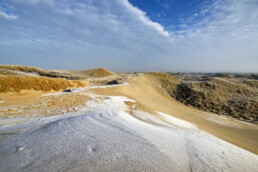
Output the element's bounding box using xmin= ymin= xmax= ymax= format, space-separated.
xmin=91 ymin=75 xmax=258 ymax=154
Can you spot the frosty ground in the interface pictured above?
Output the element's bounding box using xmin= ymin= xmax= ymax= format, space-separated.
xmin=0 ymin=84 xmax=257 ymax=172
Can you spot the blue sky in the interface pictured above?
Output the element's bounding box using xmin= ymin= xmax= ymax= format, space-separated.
xmin=0 ymin=0 xmax=258 ymax=72
xmin=129 ymin=0 xmax=207 ymax=30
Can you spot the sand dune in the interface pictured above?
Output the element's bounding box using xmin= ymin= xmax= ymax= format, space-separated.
xmin=69 ymin=67 xmax=114 ymax=78
xmin=92 ymin=75 xmax=258 ymax=154
xmin=0 ymin=92 xmax=257 ymax=171
xmin=0 ymin=66 xmax=258 ymax=171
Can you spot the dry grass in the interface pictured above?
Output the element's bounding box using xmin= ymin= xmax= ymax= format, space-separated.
xmin=0 ymin=75 xmax=86 ymax=93
xmin=0 ymin=65 xmax=44 ymax=73
xmin=175 ymin=78 xmax=258 ymax=122
xmin=145 ymin=72 xmax=258 ymax=122
xmin=72 ymin=68 xmax=114 ymax=78
xmin=146 ymin=71 xmax=182 ymax=97
xmin=0 ymin=65 xmax=81 ymax=80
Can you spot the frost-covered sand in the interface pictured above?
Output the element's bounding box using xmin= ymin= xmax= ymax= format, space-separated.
xmin=0 ymin=87 xmax=258 ymax=171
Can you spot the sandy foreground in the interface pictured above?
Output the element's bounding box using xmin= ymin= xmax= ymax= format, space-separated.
xmin=0 ymin=80 xmax=258 ymax=171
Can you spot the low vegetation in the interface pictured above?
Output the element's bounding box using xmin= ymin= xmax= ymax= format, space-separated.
xmin=146 ymin=71 xmax=182 ymax=97
xmin=175 ymin=78 xmax=258 ymax=122
xmin=147 ymin=72 xmax=258 ymax=122
xmin=72 ymin=68 xmax=114 ymax=77
xmin=0 ymin=75 xmax=86 ymax=93
xmin=0 ymin=65 xmax=80 ymax=80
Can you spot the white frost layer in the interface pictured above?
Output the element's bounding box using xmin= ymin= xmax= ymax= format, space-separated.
xmin=133 ymin=110 xmax=170 ymax=127
xmin=0 ymin=95 xmax=258 ymax=172
xmin=157 ymin=111 xmax=197 ymax=129
xmin=132 ymin=110 xmax=196 ymax=129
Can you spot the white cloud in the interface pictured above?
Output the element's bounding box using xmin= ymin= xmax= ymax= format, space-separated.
xmin=119 ymin=0 xmax=170 ymax=37
xmin=0 ymin=11 xmax=17 ymax=19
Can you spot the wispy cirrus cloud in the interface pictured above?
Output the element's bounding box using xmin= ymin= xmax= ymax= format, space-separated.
xmin=165 ymin=0 xmax=258 ymax=72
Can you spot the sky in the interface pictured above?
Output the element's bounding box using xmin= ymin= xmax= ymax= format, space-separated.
xmin=0 ymin=0 xmax=258 ymax=72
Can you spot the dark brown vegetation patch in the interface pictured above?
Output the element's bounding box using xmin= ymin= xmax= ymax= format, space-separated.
xmin=175 ymin=78 xmax=258 ymax=121
xmin=146 ymin=72 xmax=258 ymax=122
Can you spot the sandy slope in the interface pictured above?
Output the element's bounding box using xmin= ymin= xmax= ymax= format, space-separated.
xmin=92 ymin=75 xmax=258 ymax=154
xmin=0 ymin=79 xmax=258 ymax=171
xmin=0 ymin=93 xmax=257 ymax=172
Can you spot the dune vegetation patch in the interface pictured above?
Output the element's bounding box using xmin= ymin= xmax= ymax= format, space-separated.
xmin=145 ymin=72 xmax=258 ymax=122
xmin=0 ymin=65 xmax=80 ymax=80
xmin=146 ymin=72 xmax=182 ymax=97
xmin=175 ymin=78 xmax=258 ymax=122
xmin=0 ymin=65 xmax=44 ymax=73
xmin=0 ymin=75 xmax=86 ymax=93
xmin=72 ymin=68 xmax=114 ymax=78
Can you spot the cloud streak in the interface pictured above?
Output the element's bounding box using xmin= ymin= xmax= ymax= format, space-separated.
xmin=0 ymin=11 xmax=17 ymax=19
xmin=120 ymin=0 xmax=169 ymax=37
